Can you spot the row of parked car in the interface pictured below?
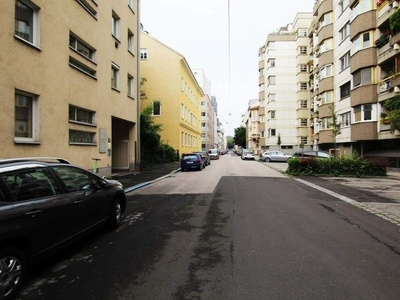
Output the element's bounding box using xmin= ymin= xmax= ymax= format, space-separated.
xmin=238 ymin=149 xmax=331 ymax=162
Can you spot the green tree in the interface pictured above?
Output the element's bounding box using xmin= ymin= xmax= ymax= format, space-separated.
xmin=233 ymin=126 xmax=246 ymax=148
xmin=227 ymin=136 xmax=234 ymax=149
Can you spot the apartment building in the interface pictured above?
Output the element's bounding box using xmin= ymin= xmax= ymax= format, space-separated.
xmin=140 ymin=31 xmax=204 ymax=156
xmin=0 ymin=0 xmax=140 ymax=176
xmin=258 ymin=13 xmax=314 ymax=154
xmin=246 ymin=99 xmax=260 ymax=153
xmin=193 ymin=69 xmax=217 ymax=152
xmin=309 ymin=0 xmax=400 ymax=167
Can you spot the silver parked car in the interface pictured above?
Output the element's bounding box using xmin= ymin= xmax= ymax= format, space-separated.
xmin=241 ymin=149 xmax=255 ymax=160
xmin=261 ymin=151 xmax=292 ymax=162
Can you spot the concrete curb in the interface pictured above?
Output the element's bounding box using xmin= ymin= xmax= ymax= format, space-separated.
xmin=124 ymin=168 xmax=181 ymax=193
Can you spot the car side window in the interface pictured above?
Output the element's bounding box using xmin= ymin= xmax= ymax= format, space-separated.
xmin=1 ymin=168 xmax=60 ymax=202
xmin=52 ymin=166 xmax=95 ymax=192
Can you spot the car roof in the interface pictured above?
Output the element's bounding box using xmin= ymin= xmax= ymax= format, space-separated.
xmin=0 ymin=157 xmax=71 ymax=173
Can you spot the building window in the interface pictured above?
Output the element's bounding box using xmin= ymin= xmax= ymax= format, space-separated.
xmin=111 ymin=11 xmax=120 ymax=39
xmin=69 ymin=130 xmax=95 ymax=144
xmin=300 ymin=64 xmax=307 ymax=72
xmin=15 ymin=0 xmax=39 ymax=45
xmin=269 ymin=93 xmax=276 ymax=102
xmin=340 ymin=23 xmax=350 ymax=41
xmin=321 ymin=91 xmax=333 ymax=104
xmin=69 ymin=33 xmax=95 ymax=61
xmin=269 ymin=58 xmax=276 ymax=67
xmin=320 ymin=65 xmax=332 ymax=80
xmin=15 ymin=91 xmax=37 ymax=140
xmin=270 ymin=111 xmax=275 ymax=119
xmin=300 ymin=100 xmax=308 ymax=108
xmin=354 ymin=104 xmax=373 ymax=122
xmin=320 ymin=39 xmax=333 ymax=53
xmin=299 ymin=46 xmax=307 ymax=54
xmin=140 ymin=48 xmax=148 ymax=59
xmin=339 ymin=0 xmax=349 ymax=14
xmin=340 ymin=81 xmax=351 ymax=99
xmin=128 ymin=30 xmax=134 ymax=53
xmin=341 ymin=111 xmax=351 ymax=127
xmin=298 ymin=29 xmax=307 ymax=37
xmin=76 ymin=0 xmax=97 ymax=17
xmin=353 ymin=68 xmax=372 ymax=87
xmin=127 ymin=74 xmax=134 ymax=97
xmin=152 ymin=101 xmax=161 ymax=116
xmin=340 ymin=52 xmax=350 ymax=71
xmin=111 ymin=62 xmax=120 ymax=90
xmin=268 ymin=76 xmax=276 ymax=85
xmin=300 ymin=83 xmax=308 ymax=90
xmin=320 ymin=117 xmax=332 ymax=130
xmin=69 ymin=57 xmax=96 ymax=78
xmin=269 ymin=128 xmax=276 ymax=137
xmin=300 ymin=137 xmax=308 ymax=144
xmin=353 ymin=32 xmax=372 ymax=53
xmin=320 ymin=12 xmax=332 ymax=27
xmin=69 ymin=105 xmax=94 ymax=125
xmin=300 ymin=119 xmax=308 ymax=126
xmin=128 ymin=0 xmax=134 ymax=10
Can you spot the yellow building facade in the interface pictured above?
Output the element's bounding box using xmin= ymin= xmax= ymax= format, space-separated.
xmin=140 ymin=32 xmax=203 ymax=156
xmin=0 ymin=0 xmax=140 ymax=176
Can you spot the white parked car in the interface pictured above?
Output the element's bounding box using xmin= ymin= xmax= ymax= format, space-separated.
xmin=261 ymin=151 xmax=292 ymax=162
xmin=241 ymin=149 xmax=255 ymax=160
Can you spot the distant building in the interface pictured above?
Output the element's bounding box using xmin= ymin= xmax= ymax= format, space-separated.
xmin=1 ymin=0 xmax=140 ymax=176
xmin=140 ymin=31 xmax=204 ymax=156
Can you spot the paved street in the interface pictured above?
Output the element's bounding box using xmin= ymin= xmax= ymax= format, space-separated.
xmin=15 ymin=153 xmax=400 ymax=300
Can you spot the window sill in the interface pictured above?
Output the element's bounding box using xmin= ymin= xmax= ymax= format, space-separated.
xmin=14 ymin=35 xmax=42 ymax=51
xmin=69 ymin=120 xmax=97 ymax=127
xmin=112 ymin=87 xmax=121 ymax=93
xmin=69 ymin=142 xmax=97 ymax=146
xmin=127 ymin=95 xmax=135 ymax=100
xmin=14 ymin=139 xmax=41 ymax=145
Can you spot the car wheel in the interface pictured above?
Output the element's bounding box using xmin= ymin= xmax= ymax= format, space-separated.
xmin=264 ymin=157 xmax=271 ymax=162
xmin=109 ymin=198 xmax=122 ymax=229
xmin=0 ymin=247 xmax=26 ymax=300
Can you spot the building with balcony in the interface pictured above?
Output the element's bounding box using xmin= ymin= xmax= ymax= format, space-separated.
xmin=140 ymin=31 xmax=204 ymax=156
xmin=1 ymin=0 xmax=140 ymax=176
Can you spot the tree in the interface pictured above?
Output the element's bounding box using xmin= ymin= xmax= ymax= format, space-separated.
xmin=233 ymin=126 xmax=246 ymax=148
xmin=227 ymin=136 xmax=234 ymax=149
xmin=330 ymin=103 xmax=341 ymax=158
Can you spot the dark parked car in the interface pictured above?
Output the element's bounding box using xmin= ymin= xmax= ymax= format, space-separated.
xmin=181 ymin=153 xmax=203 ymax=171
xmin=192 ymin=151 xmax=210 ymax=167
xmin=0 ymin=157 xmax=126 ymax=300
xmin=292 ymin=150 xmax=331 ymax=159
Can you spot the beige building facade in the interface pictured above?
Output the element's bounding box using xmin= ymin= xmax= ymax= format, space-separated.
xmin=140 ymin=31 xmax=203 ymax=156
xmin=1 ymin=0 xmax=140 ymax=176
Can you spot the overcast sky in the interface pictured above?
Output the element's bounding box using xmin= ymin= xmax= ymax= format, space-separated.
xmin=140 ymin=0 xmax=316 ymax=136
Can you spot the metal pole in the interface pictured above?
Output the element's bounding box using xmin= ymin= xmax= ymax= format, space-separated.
xmin=136 ymin=0 xmax=141 ymax=172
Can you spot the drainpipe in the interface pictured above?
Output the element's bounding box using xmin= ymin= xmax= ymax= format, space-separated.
xmin=136 ymin=0 xmax=141 ymax=172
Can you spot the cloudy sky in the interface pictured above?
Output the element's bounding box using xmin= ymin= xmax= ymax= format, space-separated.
xmin=140 ymin=0 xmax=316 ymax=136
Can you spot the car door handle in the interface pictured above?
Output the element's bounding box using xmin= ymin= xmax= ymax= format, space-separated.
xmin=25 ymin=210 xmax=42 ymax=216
xmin=74 ymin=199 xmax=84 ymax=204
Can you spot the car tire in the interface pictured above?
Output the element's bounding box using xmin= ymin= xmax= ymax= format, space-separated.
xmin=109 ymin=198 xmax=123 ymax=229
xmin=0 ymin=247 xmax=26 ymax=300
xmin=264 ymin=157 xmax=271 ymax=162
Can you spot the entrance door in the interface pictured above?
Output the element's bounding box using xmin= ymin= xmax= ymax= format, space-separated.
xmin=112 ymin=140 xmax=129 ymax=169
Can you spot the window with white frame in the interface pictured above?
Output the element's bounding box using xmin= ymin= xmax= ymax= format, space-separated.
xmin=340 ymin=52 xmax=350 ymax=71
xmin=320 ymin=12 xmax=332 ymax=27
xmin=269 ymin=128 xmax=276 ymax=136
xmin=341 ymin=111 xmax=351 ymax=127
xmin=300 ymin=82 xmax=308 ymax=90
xmin=300 ymin=119 xmax=308 ymax=126
xmin=299 ymin=46 xmax=307 ymax=54
xmin=268 ymin=76 xmax=276 ymax=85
xmin=15 ymin=0 xmax=40 ymax=45
xmin=270 ymin=110 xmax=275 ymax=119
xmin=353 ymin=32 xmax=372 ymax=52
xmin=300 ymin=137 xmax=308 ymax=144
xmin=300 ymin=64 xmax=307 ymax=72
xmin=320 ymin=117 xmax=332 ymax=130
xmin=152 ymin=101 xmax=161 ymax=116
xmin=111 ymin=62 xmax=120 ymax=90
xmin=300 ymin=100 xmax=308 ymax=108
xmin=321 ymin=91 xmax=333 ymax=104
xmin=320 ymin=38 xmax=333 ymax=53
xmin=353 ymin=68 xmax=372 ymax=88
xmin=140 ymin=48 xmax=148 ymax=59
xmin=339 ymin=0 xmax=349 ymax=14
xmin=15 ymin=91 xmax=38 ymax=140
xmin=354 ymin=104 xmax=373 ymax=122
xmin=69 ymin=33 xmax=95 ymax=61
xmin=128 ymin=30 xmax=134 ymax=53
xmin=111 ymin=11 xmax=120 ymax=39
xmin=76 ymin=0 xmax=97 ymax=17
xmin=320 ymin=65 xmax=332 ymax=80
xmin=69 ymin=57 xmax=96 ymax=78
xmin=269 ymin=93 xmax=276 ymax=102
xmin=340 ymin=23 xmax=350 ymax=41
xmin=127 ymin=74 xmax=134 ymax=97
xmin=298 ymin=29 xmax=307 ymax=37
xmin=69 ymin=105 xmax=95 ymax=125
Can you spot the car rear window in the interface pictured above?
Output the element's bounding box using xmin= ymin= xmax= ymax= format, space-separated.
xmin=183 ymin=155 xmax=198 ymax=161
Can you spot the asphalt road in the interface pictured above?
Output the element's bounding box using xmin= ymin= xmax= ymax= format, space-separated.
xmin=16 ymin=154 xmax=400 ymax=300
